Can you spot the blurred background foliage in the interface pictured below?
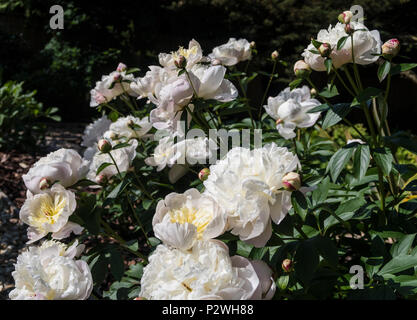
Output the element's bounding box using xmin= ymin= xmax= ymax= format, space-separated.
xmin=0 ymin=0 xmax=416 ymax=131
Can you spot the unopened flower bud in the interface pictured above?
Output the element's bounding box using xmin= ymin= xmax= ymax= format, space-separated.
xmin=39 ymin=178 xmax=50 ymax=190
xmin=338 ymin=11 xmax=353 ymax=24
xmin=95 ymin=174 xmax=108 ymax=185
xmin=294 ymin=60 xmax=311 ymax=78
xmin=282 ymin=259 xmax=293 ymax=273
xmin=282 ymin=172 xmax=301 ymax=191
xmin=318 ymin=43 xmax=332 ymax=57
xmin=174 ymin=55 xmax=187 ymax=69
xmin=98 ymin=139 xmax=112 ymax=153
xmin=250 ymin=41 xmax=256 ymax=49
xmin=382 ymin=39 xmax=400 ymax=59
xmin=310 ymin=88 xmax=317 ymax=96
xmin=344 ymin=23 xmax=354 ymax=35
xmin=198 ymin=168 xmax=210 ymax=181
xmin=271 ymin=50 xmax=279 ymax=60
xmin=116 ymin=63 xmax=127 ymax=73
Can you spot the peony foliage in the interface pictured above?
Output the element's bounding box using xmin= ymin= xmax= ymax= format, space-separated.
xmin=9 ymin=10 xmax=417 ymax=300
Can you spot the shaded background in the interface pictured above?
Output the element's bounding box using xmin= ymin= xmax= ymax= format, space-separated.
xmin=1 ymin=0 xmax=417 ymax=131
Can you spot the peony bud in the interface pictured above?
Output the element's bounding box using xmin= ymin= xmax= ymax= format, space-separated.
xmin=344 ymin=23 xmax=354 ymax=35
xmin=95 ymin=174 xmax=108 ymax=185
xmin=310 ymin=88 xmax=317 ymax=96
xmin=294 ymin=60 xmax=311 ymax=78
xmin=39 ymin=178 xmax=50 ymax=190
xmin=116 ymin=63 xmax=127 ymax=73
xmin=198 ymin=168 xmax=210 ymax=181
xmin=174 ymin=55 xmax=187 ymax=69
xmin=282 ymin=172 xmax=301 ymax=191
xmin=382 ymin=39 xmax=400 ymax=59
xmin=282 ymin=259 xmax=293 ymax=273
xmin=271 ymin=50 xmax=279 ymax=60
xmin=98 ymin=139 xmax=112 ymax=153
xmin=250 ymin=41 xmax=256 ymax=49
xmin=318 ymin=43 xmax=332 ymax=58
xmin=338 ymin=11 xmax=353 ymax=24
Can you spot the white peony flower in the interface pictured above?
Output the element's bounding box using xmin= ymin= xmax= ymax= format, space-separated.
xmin=139 ymin=240 xmax=261 ymax=300
xmin=302 ymin=22 xmax=382 ymax=71
xmin=209 ymin=38 xmax=252 ymax=66
xmin=145 ymin=136 xmax=180 ymax=172
xmin=250 ymin=260 xmax=276 ymax=300
xmin=189 ymin=64 xmax=238 ymax=102
xmin=264 ymin=86 xmax=321 ymax=139
xmin=87 ymin=139 xmax=138 ymax=180
xmin=158 ymin=39 xmax=203 ymax=71
xmin=23 ymin=148 xmax=89 ymax=194
xmin=153 ymin=188 xmax=227 ymax=250
xmin=104 ymin=115 xmax=152 ymax=141
xmin=9 ymin=240 xmax=92 ymax=300
xmin=90 ymin=68 xmax=136 ymax=107
xmin=81 ymin=115 xmax=112 ymax=148
xmin=149 ymin=99 xmax=185 ymax=135
xmin=155 ymin=76 xmax=194 ymax=108
xmin=204 ymin=143 xmax=300 ymax=247
xmin=20 ymin=184 xmax=82 ymax=243
xmin=130 ymin=65 xmax=171 ymax=101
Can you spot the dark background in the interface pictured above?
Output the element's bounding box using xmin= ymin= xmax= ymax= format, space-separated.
xmin=1 ymin=0 xmax=417 ymax=131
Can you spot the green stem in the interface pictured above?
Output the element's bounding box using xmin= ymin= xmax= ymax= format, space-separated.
xmin=108 ymin=152 xmax=122 ymax=179
xmin=334 ymin=67 xmax=356 ymax=97
xmin=258 ymin=59 xmax=277 ymax=119
xmin=126 ymin=192 xmax=152 ymax=247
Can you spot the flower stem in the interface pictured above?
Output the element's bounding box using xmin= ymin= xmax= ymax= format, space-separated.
xmin=258 ymin=59 xmax=277 ymax=119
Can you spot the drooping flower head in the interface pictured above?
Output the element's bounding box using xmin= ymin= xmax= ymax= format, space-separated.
xmin=264 ymin=86 xmax=321 ymax=139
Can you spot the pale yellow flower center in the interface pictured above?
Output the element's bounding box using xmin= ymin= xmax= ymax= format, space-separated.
xmin=32 ymin=194 xmax=67 ymax=226
xmin=172 ymin=45 xmax=198 ymax=60
xmin=169 ymin=206 xmax=213 ymax=238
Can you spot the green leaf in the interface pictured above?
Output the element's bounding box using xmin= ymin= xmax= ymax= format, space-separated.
xmin=307 ymin=103 xmax=329 ymax=114
xmin=109 ymin=249 xmax=124 ymax=281
xmin=326 ymin=146 xmax=356 ymax=182
xmin=378 ymin=60 xmax=391 ymax=82
xmin=390 ymin=234 xmax=416 ymax=257
xmin=354 ymin=87 xmax=382 ymax=105
xmin=237 ymin=241 xmax=253 ymax=258
xmin=390 ymin=63 xmax=417 ymax=76
xmin=324 ymin=58 xmax=333 ymax=74
xmin=353 ymin=144 xmax=371 ymax=180
xmin=374 ymin=147 xmax=394 ymax=175
xmin=378 ymin=255 xmax=417 ymax=275
xmin=289 ymin=78 xmax=303 ymax=90
xmin=125 ymin=67 xmax=140 ymax=75
xmin=322 ymin=103 xmax=350 ymax=129
xmin=314 ymin=237 xmax=338 ymax=266
xmin=148 ymin=237 xmax=161 ymax=247
xmin=89 ymin=254 xmax=108 ymax=285
xmin=337 ymin=36 xmax=348 ymax=50
xmin=277 ymin=275 xmax=289 ymax=290
xmin=312 ymin=176 xmax=330 ymax=205
xmin=96 ymin=162 xmax=113 ymax=175
xmin=319 ymin=84 xmax=339 ymax=98
xmin=384 ymin=132 xmax=417 ymax=155
xmin=311 ymin=39 xmax=323 ymax=49
xmin=295 ymin=240 xmax=319 ymax=285
xmin=142 ymin=198 xmax=153 ymax=210
xmin=107 ymin=180 xmax=129 ymax=199
xmin=112 ymin=142 xmax=132 ymax=150
xmin=291 ymin=191 xmax=308 ymax=221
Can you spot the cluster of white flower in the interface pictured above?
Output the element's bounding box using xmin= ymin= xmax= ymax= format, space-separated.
xmin=9 ymin=240 xmax=92 ymax=300
xmin=140 ymin=142 xmax=302 ymax=299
